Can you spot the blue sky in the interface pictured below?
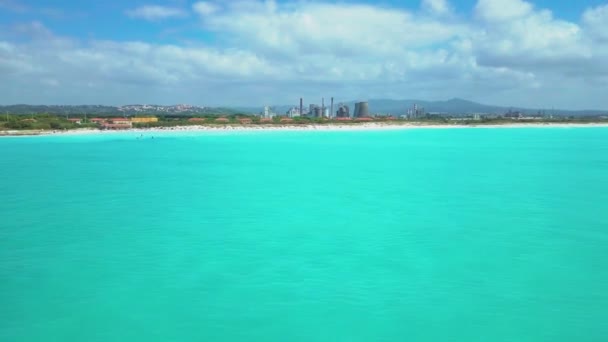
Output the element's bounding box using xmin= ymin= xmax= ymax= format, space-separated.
xmin=1 ymin=0 xmax=608 ymax=109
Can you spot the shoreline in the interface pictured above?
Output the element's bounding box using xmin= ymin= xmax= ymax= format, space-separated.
xmin=2 ymin=122 xmax=608 ymax=137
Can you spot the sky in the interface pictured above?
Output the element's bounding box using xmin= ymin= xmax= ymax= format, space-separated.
xmin=0 ymin=0 xmax=607 ymax=109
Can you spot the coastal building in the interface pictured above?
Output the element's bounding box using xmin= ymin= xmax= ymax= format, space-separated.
xmin=109 ymin=118 xmax=131 ymax=125
xmin=188 ymin=118 xmax=205 ymax=123
xmin=280 ymin=118 xmax=294 ymax=123
xmin=90 ymin=118 xmax=106 ymax=124
xmin=239 ymin=118 xmax=253 ymax=124
xmin=504 ymin=110 xmax=523 ymax=119
xmin=131 ymin=117 xmax=158 ymax=123
xmin=67 ymin=118 xmax=82 ymax=124
xmin=215 ymin=118 xmax=230 ymax=123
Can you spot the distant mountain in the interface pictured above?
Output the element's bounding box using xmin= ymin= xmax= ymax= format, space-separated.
xmin=361 ymin=98 xmax=606 ymax=116
xmin=361 ymin=98 xmax=505 ymax=115
xmin=0 ymin=104 xmax=119 ymax=115
xmin=0 ymin=104 xmax=239 ymax=116
xmin=2 ymin=99 xmax=606 ymax=116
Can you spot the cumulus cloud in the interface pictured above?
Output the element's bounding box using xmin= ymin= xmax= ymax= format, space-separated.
xmin=1 ymin=0 xmax=608 ymax=109
xmin=475 ymin=0 xmax=533 ymax=21
xmin=421 ymin=0 xmax=451 ymax=15
xmin=126 ymin=5 xmax=186 ymax=21
xmin=473 ymin=4 xmax=589 ymax=73
xmin=199 ymin=1 xmax=468 ymax=58
xmin=583 ymin=4 xmax=608 ymax=42
xmin=193 ymin=1 xmax=219 ymax=16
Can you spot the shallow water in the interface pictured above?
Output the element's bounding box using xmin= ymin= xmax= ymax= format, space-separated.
xmin=1 ymin=128 xmax=608 ymax=341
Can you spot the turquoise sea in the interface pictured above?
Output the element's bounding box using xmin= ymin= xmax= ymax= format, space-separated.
xmin=1 ymin=127 xmax=608 ymax=341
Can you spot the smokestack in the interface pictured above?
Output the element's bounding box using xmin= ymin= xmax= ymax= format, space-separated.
xmin=300 ymin=98 xmax=303 ymax=117
xmin=322 ymin=98 xmax=325 ymax=118
xmin=330 ymin=97 xmax=334 ymax=119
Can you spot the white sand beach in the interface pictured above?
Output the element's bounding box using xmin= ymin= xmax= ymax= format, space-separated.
xmin=2 ymin=122 xmax=608 ymax=137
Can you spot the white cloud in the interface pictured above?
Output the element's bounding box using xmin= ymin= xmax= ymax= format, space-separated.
xmin=200 ymin=1 xmax=468 ymax=57
xmin=1 ymin=1 xmax=608 ymax=109
xmin=193 ymin=1 xmax=219 ymax=16
xmin=422 ymin=0 xmax=450 ymax=15
xmin=475 ymin=0 xmax=532 ymax=22
xmin=126 ymin=5 xmax=186 ymax=21
xmin=473 ymin=0 xmax=589 ymax=73
xmin=583 ymin=4 xmax=608 ymax=42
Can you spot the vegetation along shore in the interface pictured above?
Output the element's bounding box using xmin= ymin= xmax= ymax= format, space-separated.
xmin=1 ymin=113 xmax=608 ymax=136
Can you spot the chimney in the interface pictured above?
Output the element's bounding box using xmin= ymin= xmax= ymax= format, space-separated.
xmin=322 ymin=98 xmax=325 ymax=117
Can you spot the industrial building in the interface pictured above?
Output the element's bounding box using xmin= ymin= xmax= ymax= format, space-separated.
xmin=313 ymin=106 xmax=322 ymax=117
xmin=407 ymin=104 xmax=425 ymax=119
xmin=286 ymin=107 xmax=301 ymax=118
xmin=262 ymin=106 xmax=275 ymax=119
xmin=336 ymin=104 xmax=350 ymax=118
xmin=354 ymin=102 xmax=370 ymax=118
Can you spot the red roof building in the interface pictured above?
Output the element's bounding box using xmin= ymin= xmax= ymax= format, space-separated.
xmin=355 ymin=117 xmax=374 ymax=122
xmin=215 ymin=118 xmax=230 ymax=123
xmin=109 ymin=118 xmax=131 ymax=125
xmin=239 ymin=118 xmax=253 ymax=124
xmin=188 ymin=118 xmax=206 ymax=122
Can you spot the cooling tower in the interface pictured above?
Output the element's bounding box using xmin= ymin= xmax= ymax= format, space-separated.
xmin=354 ymin=101 xmax=370 ymax=118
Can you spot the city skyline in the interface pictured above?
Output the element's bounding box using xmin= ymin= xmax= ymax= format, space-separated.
xmin=1 ymin=0 xmax=608 ymax=109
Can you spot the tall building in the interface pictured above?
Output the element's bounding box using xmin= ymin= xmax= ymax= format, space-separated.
xmin=354 ymin=101 xmax=370 ymax=118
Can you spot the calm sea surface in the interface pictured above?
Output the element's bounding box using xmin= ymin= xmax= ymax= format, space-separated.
xmin=1 ymin=128 xmax=608 ymax=341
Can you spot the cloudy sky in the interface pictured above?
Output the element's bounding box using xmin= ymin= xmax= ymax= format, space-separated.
xmin=0 ymin=0 xmax=607 ymax=109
